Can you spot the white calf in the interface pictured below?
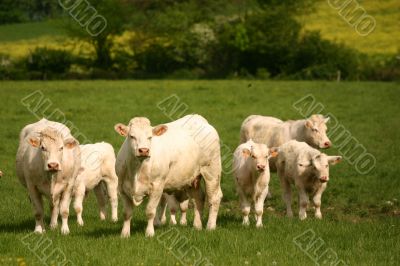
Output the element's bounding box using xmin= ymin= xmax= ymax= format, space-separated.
xmin=233 ymin=140 xmax=278 ymax=227
xmin=73 ymin=142 xmax=119 ymax=226
xmin=275 ymin=140 xmax=342 ymax=220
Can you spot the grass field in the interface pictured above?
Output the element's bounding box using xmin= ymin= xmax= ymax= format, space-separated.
xmin=300 ymin=0 xmax=400 ymax=54
xmin=0 ymin=80 xmax=399 ymax=265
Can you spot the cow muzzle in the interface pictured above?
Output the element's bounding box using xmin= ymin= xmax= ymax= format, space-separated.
xmin=319 ymin=176 xmax=329 ymax=183
xmin=137 ymin=148 xmax=150 ymax=158
xmin=47 ymin=162 xmax=60 ymax=172
xmin=256 ymin=164 xmax=266 ymax=171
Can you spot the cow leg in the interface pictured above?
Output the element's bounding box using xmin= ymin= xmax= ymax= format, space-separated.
xmin=179 ymin=199 xmax=189 ymax=226
xmin=297 ymin=187 xmax=309 ymax=220
xmin=201 ymin=164 xmax=223 ymax=230
xmin=155 ymin=195 xmax=167 ymax=226
xmin=145 ymin=182 xmax=164 ymax=237
xmin=187 ymin=187 xmax=204 ymax=230
xmin=254 ymin=186 xmax=269 ymax=228
xmin=27 ymin=184 xmax=45 ymax=233
xmin=280 ymin=175 xmax=293 ymax=218
xmin=50 ymin=183 xmax=63 ymax=230
xmin=121 ymin=193 xmax=133 ymax=238
xmin=313 ymin=183 xmax=327 ymax=219
xmin=94 ymin=184 xmax=107 ymax=221
xmin=73 ymin=182 xmax=86 ymax=226
xmin=104 ymin=177 xmax=118 ymax=222
xmin=165 ymin=194 xmax=179 ymax=225
xmin=237 ymin=186 xmax=251 ymax=226
xmin=59 ymin=182 xmax=73 ymax=235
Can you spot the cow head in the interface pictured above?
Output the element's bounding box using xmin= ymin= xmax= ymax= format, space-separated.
xmin=28 ymin=127 xmax=78 ymax=172
xmin=300 ymin=153 xmax=342 ymax=183
xmin=114 ymin=117 xmax=168 ymax=159
xmin=242 ymin=140 xmax=279 ymax=172
xmin=304 ymin=114 xmax=331 ymax=149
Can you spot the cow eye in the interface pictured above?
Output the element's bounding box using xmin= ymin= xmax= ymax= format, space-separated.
xmin=148 ymin=136 xmax=152 ymax=140
xmin=59 ymin=146 xmax=64 ymax=151
xmin=130 ymin=135 xmax=136 ymax=140
xmin=251 ymin=155 xmax=256 ymax=159
xmin=312 ymin=128 xmax=319 ymax=133
xmin=325 ymin=165 xmax=329 ymax=168
xmin=41 ymin=146 xmax=47 ymax=152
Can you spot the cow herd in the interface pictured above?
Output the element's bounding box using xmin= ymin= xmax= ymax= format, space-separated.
xmin=13 ymin=113 xmax=341 ymax=237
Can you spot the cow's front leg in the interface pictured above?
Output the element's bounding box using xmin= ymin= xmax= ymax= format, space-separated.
xmin=59 ymin=182 xmax=74 ymax=235
xmin=313 ymin=183 xmax=327 ymax=219
xmin=254 ymin=185 xmax=269 ymax=228
xmin=121 ymin=193 xmax=133 ymax=238
xmin=50 ymin=184 xmax=63 ymax=230
xmin=297 ymin=188 xmax=309 ymax=221
xmin=27 ymin=184 xmax=45 ymax=233
xmin=145 ymin=182 xmax=164 ymax=237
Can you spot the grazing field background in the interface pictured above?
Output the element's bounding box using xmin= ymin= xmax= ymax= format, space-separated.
xmin=0 ymin=80 xmax=399 ymax=265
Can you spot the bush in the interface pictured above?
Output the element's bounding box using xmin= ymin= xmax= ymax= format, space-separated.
xmin=289 ymin=31 xmax=360 ymax=80
xmin=24 ymin=47 xmax=73 ymax=79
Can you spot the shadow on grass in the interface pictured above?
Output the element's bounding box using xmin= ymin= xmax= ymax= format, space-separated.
xmin=83 ymin=220 xmax=148 ymax=238
xmin=0 ymin=219 xmax=33 ymax=233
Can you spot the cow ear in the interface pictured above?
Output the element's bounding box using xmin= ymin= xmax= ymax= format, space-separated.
xmin=28 ymin=137 xmax=40 ymax=148
xmin=114 ymin=123 xmax=128 ymax=137
xmin=324 ymin=117 xmax=330 ymax=123
xmin=64 ymin=138 xmax=79 ymax=149
xmin=153 ymin=125 xmax=168 ymax=136
xmin=305 ymin=120 xmax=313 ymax=128
xmin=269 ymin=147 xmax=279 ymax=158
xmin=328 ymin=156 xmax=342 ymax=165
xmin=242 ymin=148 xmax=251 ymax=158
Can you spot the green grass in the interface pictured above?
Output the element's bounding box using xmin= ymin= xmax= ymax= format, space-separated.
xmin=300 ymin=0 xmax=400 ymax=54
xmin=0 ymin=80 xmax=399 ymax=265
xmin=0 ymin=20 xmax=65 ymax=42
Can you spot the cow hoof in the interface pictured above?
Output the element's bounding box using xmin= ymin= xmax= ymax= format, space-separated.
xmin=256 ymin=223 xmax=263 ymax=228
xmin=77 ymin=220 xmax=84 ymax=227
xmin=112 ymin=217 xmax=118 ymax=223
xmin=121 ymin=232 xmax=130 ymax=238
xmin=315 ymin=213 xmax=322 ymax=219
xmin=145 ymin=228 xmax=155 ymax=238
xmin=61 ymin=227 xmax=70 ymax=235
xmin=34 ymin=226 xmax=45 ymax=234
xmin=50 ymin=223 xmax=58 ymax=230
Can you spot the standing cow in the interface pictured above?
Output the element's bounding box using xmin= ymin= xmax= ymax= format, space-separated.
xmin=16 ymin=118 xmax=81 ymax=234
xmin=0 ymin=170 xmax=3 ymax=178
xmin=240 ymin=114 xmax=331 ymax=170
xmin=73 ymin=142 xmax=119 ymax=226
xmin=275 ymin=140 xmax=341 ymax=220
xmin=115 ymin=114 xmax=222 ymax=237
xmin=233 ymin=140 xmax=278 ymax=227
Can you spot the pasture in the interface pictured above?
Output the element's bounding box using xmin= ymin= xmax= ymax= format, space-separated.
xmin=0 ymin=80 xmax=399 ymax=265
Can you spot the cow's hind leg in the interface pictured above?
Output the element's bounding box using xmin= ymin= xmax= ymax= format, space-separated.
xmin=94 ymin=183 xmax=107 ymax=221
xmin=201 ymin=162 xmax=223 ymax=231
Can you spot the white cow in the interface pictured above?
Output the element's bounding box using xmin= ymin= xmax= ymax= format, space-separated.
xmin=16 ymin=118 xmax=81 ymax=234
xmin=73 ymin=142 xmax=119 ymax=226
xmin=275 ymin=140 xmax=341 ymax=220
xmin=233 ymin=140 xmax=278 ymax=227
xmin=115 ymin=114 xmax=222 ymax=237
xmin=240 ymin=114 xmax=331 ymax=170
xmin=0 ymin=170 xmax=3 ymax=178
